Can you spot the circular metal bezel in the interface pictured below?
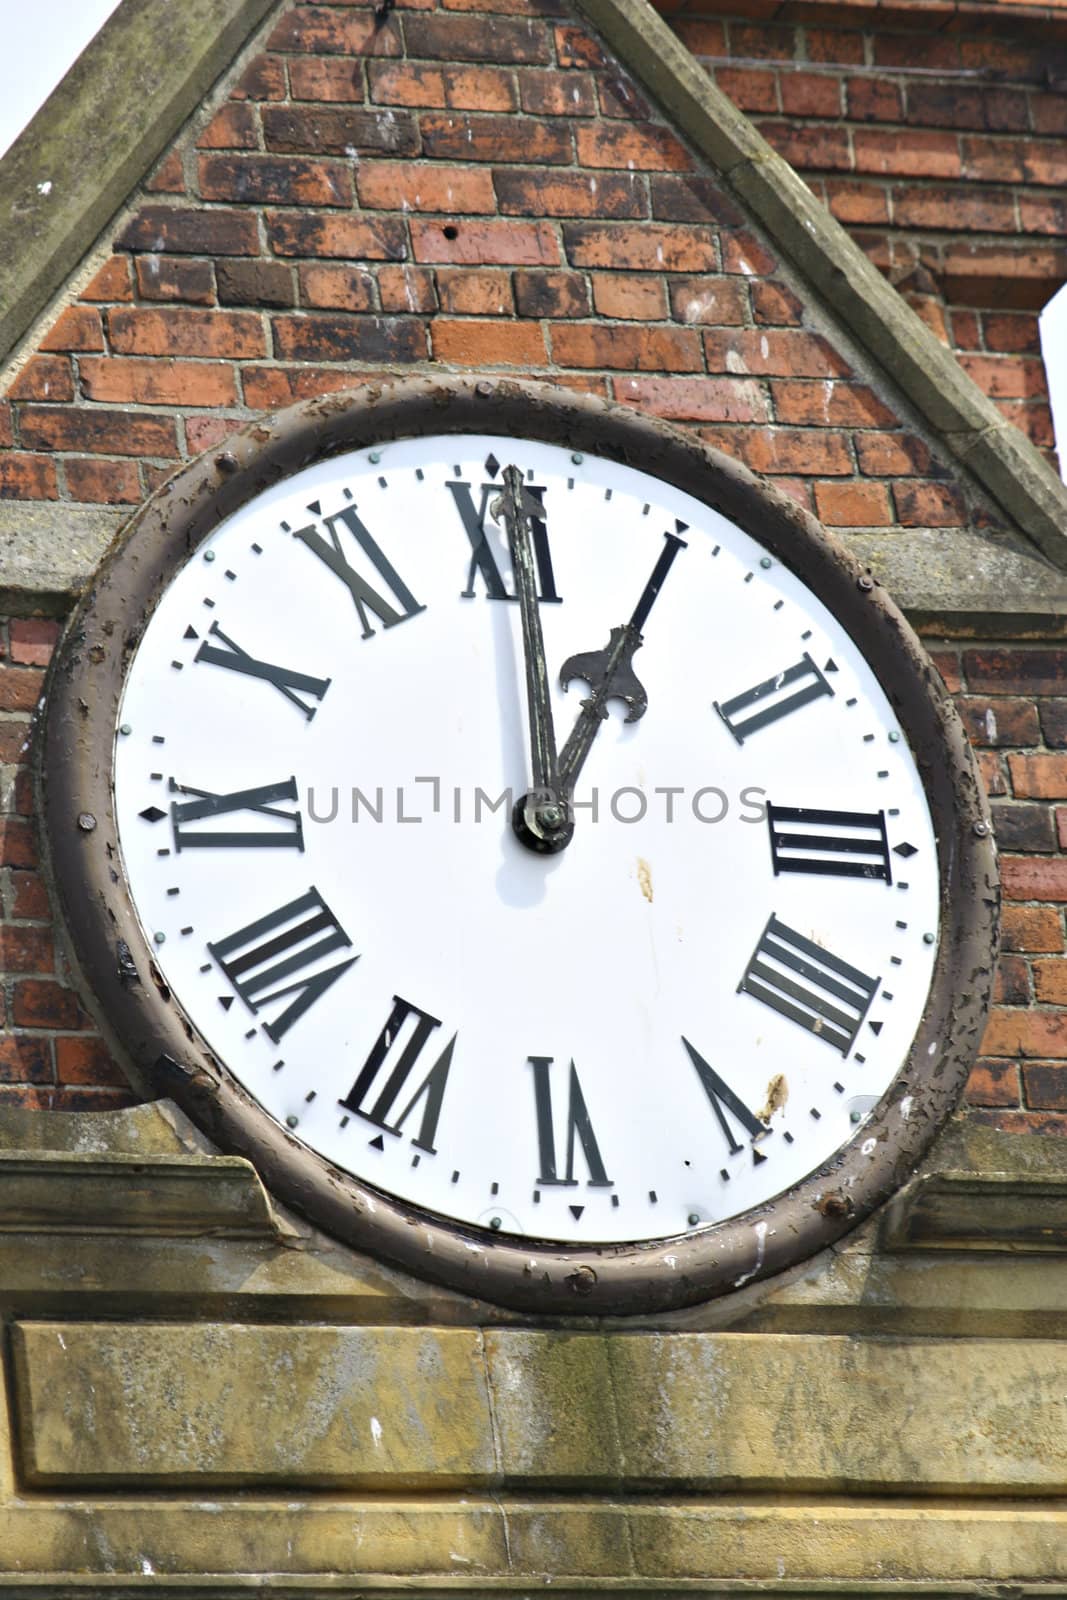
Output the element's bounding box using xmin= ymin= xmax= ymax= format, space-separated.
xmin=39 ymin=375 xmax=999 ymax=1315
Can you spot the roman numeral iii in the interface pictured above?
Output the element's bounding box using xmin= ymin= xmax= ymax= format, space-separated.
xmin=767 ymin=804 xmax=891 ymax=883
xmin=209 ymin=886 xmax=357 ymax=1043
xmin=715 ymin=652 xmax=833 ymax=744
xmin=340 ymin=996 xmax=456 ymax=1156
xmin=738 ymin=913 xmax=879 ymax=1057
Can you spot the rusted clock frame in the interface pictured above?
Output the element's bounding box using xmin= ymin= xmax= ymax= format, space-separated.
xmin=38 ymin=375 xmax=999 ymax=1315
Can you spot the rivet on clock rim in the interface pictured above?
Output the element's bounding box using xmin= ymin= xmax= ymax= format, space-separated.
xmin=368 ymin=450 xmax=382 ymax=464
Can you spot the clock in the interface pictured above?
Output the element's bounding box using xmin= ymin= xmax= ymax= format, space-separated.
xmin=41 ymin=376 xmax=997 ymax=1314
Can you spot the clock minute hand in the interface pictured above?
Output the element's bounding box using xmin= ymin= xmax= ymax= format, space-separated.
xmin=492 ymin=466 xmax=574 ymax=855
xmin=557 ymin=531 xmax=687 ymax=795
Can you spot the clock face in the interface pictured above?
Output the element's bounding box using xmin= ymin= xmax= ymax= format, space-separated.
xmin=44 ymin=378 xmax=996 ymax=1311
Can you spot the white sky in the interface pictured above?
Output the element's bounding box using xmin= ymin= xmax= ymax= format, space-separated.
xmin=0 ymin=0 xmax=122 ymax=159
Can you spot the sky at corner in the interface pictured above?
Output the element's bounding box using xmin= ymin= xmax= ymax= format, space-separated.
xmin=0 ymin=0 xmax=123 ymax=159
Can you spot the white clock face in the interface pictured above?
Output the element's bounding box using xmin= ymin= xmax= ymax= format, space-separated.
xmin=113 ymin=433 xmax=939 ymax=1246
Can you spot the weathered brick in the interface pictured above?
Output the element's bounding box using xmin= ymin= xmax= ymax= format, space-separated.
xmin=563 ymin=222 xmax=717 ymax=272
xmin=0 ymin=816 xmax=39 ymax=865
xmin=19 ymin=407 xmax=177 ymax=457
xmin=272 ymin=315 xmax=427 ymax=363
xmin=805 ymin=26 xmax=864 ymax=65
xmin=289 ymin=56 xmax=364 ymax=102
xmin=596 ymin=69 xmax=650 ymax=121
xmin=1009 ymin=756 xmax=1067 ymax=801
xmin=892 ymin=480 xmax=966 ymax=527
xmin=421 ymin=112 xmax=571 ymax=163
xmin=268 ymin=7 xmax=401 ymax=56
xmin=893 ymin=185 xmax=1017 ymax=233
xmin=983 ymin=313 xmax=1041 ymax=355
xmin=771 ymin=380 xmax=897 ymax=426
xmin=436 ymin=269 xmax=513 ymax=315
xmin=674 ymin=18 xmax=728 ymax=55
xmin=298 ymin=263 xmax=375 ymax=311
xmin=496 ymin=168 xmax=645 ymax=218
xmin=551 ymin=322 xmax=702 ymax=371
xmin=79 ymin=256 xmax=133 ymax=302
xmin=649 ymin=175 xmax=744 ymax=227
xmin=990 ymin=802 xmax=1054 ymax=853
xmin=520 ymin=68 xmax=595 ymax=116
xmin=852 ymin=129 xmax=962 ymax=180
xmin=79 ymin=358 xmax=237 ymax=407
xmin=7 ymin=356 xmax=75 ymax=402
xmin=432 ymin=317 xmax=546 ymax=365
xmin=554 ymin=24 xmax=607 ymax=70
xmin=135 ymin=256 xmax=216 ymax=305
xmin=145 ymin=149 xmax=186 ymax=195
xmin=39 ymin=306 xmax=105 ymax=352
xmin=0 ymin=1036 xmax=52 ymax=1086
xmin=357 ymin=162 xmax=495 ymax=212
xmin=0 ymin=722 xmax=32 ymax=763
xmin=267 ymin=213 xmax=407 ymax=260
xmin=197 ymin=103 xmax=258 ymax=149
xmin=231 ymin=53 xmax=286 ymax=100
xmin=405 ymin=13 xmax=552 ymax=63
xmin=982 ymin=1008 xmax=1067 ymax=1059
xmin=964 ymin=1060 xmax=1021 ymax=1108
xmin=186 ymin=417 xmax=241 ymax=455
xmin=813 ymin=480 xmax=892 ymax=526
xmin=108 ymin=307 xmax=265 ymax=358
xmin=1001 ymin=905 xmax=1062 ymax=955
xmin=854 ymin=432 xmax=936 ymax=476
xmin=780 ymin=70 xmax=841 ymax=119
xmin=756 ymin=120 xmax=852 ymax=171
xmin=729 ymin=21 xmax=793 ymax=60
xmin=11 ymin=871 xmax=50 ymax=919
xmin=995 ymin=955 xmax=1032 ymax=1007
xmin=410 ymin=217 xmax=559 ymax=265
xmin=591 ymin=273 xmax=667 ymax=320
xmin=0 ymin=927 xmax=53 ymax=973
xmin=0 ymin=405 xmax=10 ymax=449
xmin=9 ymin=620 xmax=60 ymax=667
xmin=55 ymin=1037 xmax=128 ymax=1087
xmin=614 ymin=376 xmax=768 ymax=423
xmin=701 ymin=426 xmax=853 ymax=476
xmin=976 ymin=751 xmax=1008 ymax=796
xmin=1022 ymin=1063 xmax=1067 ymax=1111
xmin=824 ymin=180 xmax=891 ymax=227
xmin=1040 ymin=701 xmax=1067 ymax=749
xmin=64 ymin=458 xmax=142 ymax=504
xmin=576 ymin=123 xmax=693 ymax=171
xmin=116 ymin=206 xmax=259 ymax=256
xmin=262 ymin=106 xmax=417 ymax=156
xmin=713 ymin=66 xmax=778 ymax=114
xmin=669 ymin=277 xmax=747 ymax=325
xmin=368 ymin=61 xmax=516 ymax=110
xmin=956 ymin=697 xmax=1040 ymax=748
xmin=12 ymin=980 xmax=85 ymax=1030
xmin=513 ymin=270 xmax=590 ymax=318
xmin=1002 ymin=855 xmax=1067 ymax=900
xmin=1034 ymin=960 xmax=1067 ymax=1005
xmin=964 ymin=649 xmax=1067 ymax=697
xmin=705 ymin=329 xmax=850 ymax=378
xmin=243 ymin=367 xmax=376 ymax=408
xmin=720 ymin=229 xmax=778 ymax=276
xmin=906 ymin=82 xmax=1028 ymax=133
xmin=846 ymin=77 xmax=903 ymax=123
xmin=216 ymin=259 xmax=295 ymax=308
xmin=0 ymin=457 xmax=58 ymax=500
xmin=198 ymin=154 xmax=352 ymax=207
xmin=378 ymin=265 xmax=438 ymax=313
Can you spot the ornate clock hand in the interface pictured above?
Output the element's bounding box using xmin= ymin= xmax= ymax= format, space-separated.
xmin=557 ymin=530 xmax=687 ymax=795
xmin=491 ymin=465 xmax=574 ymax=855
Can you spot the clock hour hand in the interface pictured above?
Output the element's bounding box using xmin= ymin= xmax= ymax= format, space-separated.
xmin=557 ymin=531 xmax=686 ymax=795
xmin=492 ymin=465 xmax=574 ymax=855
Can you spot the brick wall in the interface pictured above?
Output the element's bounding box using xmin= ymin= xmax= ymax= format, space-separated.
xmin=0 ymin=0 xmax=1065 ymax=1127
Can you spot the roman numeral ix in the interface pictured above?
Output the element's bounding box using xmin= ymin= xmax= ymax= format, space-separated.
xmin=340 ymin=996 xmax=456 ymax=1156
xmin=209 ymin=886 xmax=357 ymax=1043
xmin=738 ymin=913 xmax=880 ymax=1057
xmin=767 ymin=804 xmax=892 ymax=883
xmin=170 ymin=776 xmax=304 ymax=852
xmin=716 ymin=652 xmax=833 ymax=744
xmin=291 ymin=499 xmax=424 ymax=638
xmin=447 ymin=478 xmax=560 ymax=602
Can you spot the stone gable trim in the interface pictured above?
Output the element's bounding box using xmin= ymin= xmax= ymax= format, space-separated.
xmin=0 ymin=0 xmax=277 ymax=375
xmin=578 ymin=0 xmax=1067 ymax=572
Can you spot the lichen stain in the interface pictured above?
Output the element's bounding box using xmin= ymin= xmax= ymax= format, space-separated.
xmin=757 ymin=1073 xmax=788 ymax=1122
xmin=637 ymin=858 xmax=653 ymax=902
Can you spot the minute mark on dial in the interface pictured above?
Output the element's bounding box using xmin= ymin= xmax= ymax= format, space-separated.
xmin=195 ymin=620 xmax=331 ymax=721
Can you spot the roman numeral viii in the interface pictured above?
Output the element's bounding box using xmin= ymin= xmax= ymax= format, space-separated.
xmin=209 ymin=886 xmax=357 ymax=1043
xmin=447 ymin=478 xmax=560 ymax=602
xmin=738 ymin=913 xmax=879 ymax=1057
xmin=170 ymin=776 xmax=303 ymax=852
xmin=715 ymin=652 xmax=833 ymax=744
xmin=767 ymin=804 xmax=891 ymax=883
xmin=340 ymin=996 xmax=456 ymax=1156
xmin=529 ymin=1057 xmax=612 ymax=1189
xmin=291 ymin=499 xmax=424 ymax=638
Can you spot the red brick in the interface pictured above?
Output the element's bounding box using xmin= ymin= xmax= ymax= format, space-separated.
xmin=108 ymin=307 xmax=265 ymax=358
xmin=9 ymin=619 xmax=60 ymax=667
xmin=432 ymin=318 xmax=547 ymax=366
xmin=186 ymin=417 xmax=241 ymax=455
xmin=596 ymin=71 xmax=650 ymax=120
xmin=435 ymin=269 xmax=512 ymax=315
xmin=521 ymin=68 xmax=596 ymax=115
xmin=1022 ymin=1063 xmax=1067 ymax=1112
xmin=1008 ymin=757 xmax=1067 ymax=801
xmin=410 ymin=217 xmax=559 ymax=265
xmin=614 ymin=375 xmax=768 ymax=423
xmin=563 ymin=221 xmax=716 ymax=272
xmin=64 ymin=458 xmax=141 ymax=504
xmin=11 ymin=870 xmax=50 ymax=918
xmin=964 ymin=1060 xmax=1021 ymax=1108
xmin=814 ymin=480 xmax=892 ymax=527
xmin=378 ymin=265 xmax=438 ymax=313
xmin=825 ymin=180 xmax=891 ymax=227
xmin=19 ymin=407 xmax=177 ymax=457
xmin=0 ymin=1036 xmax=52 ymax=1086
xmin=273 ymin=315 xmax=427 ymax=363
xmin=40 ymin=306 xmax=105 ymax=352
xmin=116 ymin=207 xmax=259 ymax=256
xmin=846 ymin=77 xmax=903 ymax=122
xmin=852 ymin=129 xmax=962 ymax=180
xmin=705 ymin=329 xmax=849 ymax=378
xmin=79 ymin=256 xmax=133 ymax=302
xmin=771 ymin=379 xmax=897 ymax=426
xmin=992 ymin=802 xmax=1054 ymax=854
xmin=1042 ymin=703 xmax=1067 ymax=750
xmin=513 ymin=270 xmax=590 ymax=317
xmin=669 ymin=277 xmax=747 ymax=325
xmin=576 ymin=123 xmax=693 ymax=171
xmin=357 ymin=162 xmax=495 ymax=213
xmin=0 ymin=404 xmax=12 ymax=448
xmin=421 ymin=111 xmax=571 ymax=164
xmin=232 ymin=53 xmax=287 ymax=101
xmin=52 ymin=1086 xmax=138 ymax=1111
xmin=405 ymin=13 xmax=552 ymax=62
xmin=1034 ymin=959 xmax=1067 ymax=1005
xmin=591 ymin=274 xmax=667 ymax=320
xmin=995 ymin=954 xmax=1032 ymax=1006
xmin=12 ymin=979 xmax=85 ymax=1030
xmin=963 ymin=649 xmax=1067 ymax=697
xmin=1033 ymin=91 xmax=1067 ymax=137
xmin=267 ymin=213 xmax=406 ymax=260
xmin=7 ymin=356 xmax=74 ymax=402
xmin=0 ymin=457 xmax=58 ymax=500
xmin=198 ymin=154 xmax=352 ymax=207
xmin=79 ymin=358 xmax=237 ymax=407
xmin=554 ymin=25 xmax=608 ymax=69
xmin=0 ymin=816 xmax=38 ymax=865
xmin=551 ymin=322 xmax=702 ymax=371
xmin=1002 ymin=855 xmax=1067 ymax=900
xmin=648 ymin=176 xmax=744 ymax=228
xmin=269 ymin=7 xmax=401 ymax=55
xmin=55 ymin=1036 xmax=128 ymax=1087
xmin=0 ymin=722 xmax=32 ymax=763
xmin=982 ymin=313 xmax=1041 ymax=356
xmin=779 ymin=71 xmax=841 ymax=119
xmin=804 ymin=26 xmax=863 ymax=65
xmin=956 ymin=697 xmax=1040 ymax=748
xmin=290 ymin=56 xmax=365 ymax=102
xmin=977 ymin=751 xmax=1007 ymax=797
xmin=962 ymin=354 xmax=1047 ymax=401
xmin=674 ymin=18 xmax=728 ymax=54
xmin=197 ymin=104 xmax=258 ymax=149
xmin=215 ymin=259 xmax=294 ymax=308
xmin=262 ymin=105 xmax=416 ymax=156
xmin=135 ymin=256 xmax=215 ymax=305
xmin=701 ymin=426 xmax=852 ymax=476
xmin=298 ymin=263 xmax=375 ymax=311
xmin=496 ymin=169 xmax=645 ymax=219
xmin=756 ymin=120 xmax=852 ymax=171
xmin=369 ymin=61 xmax=516 ymax=109
xmin=243 ymin=367 xmax=377 ymax=408
xmin=893 ymin=186 xmax=1017 ymax=233
xmin=0 ymin=926 xmax=53 ymax=972
xmin=729 ymin=21 xmax=793 ymax=60
xmin=713 ymin=66 xmax=777 ymax=113
xmin=982 ymin=1008 xmax=1067 ymax=1059
xmin=146 ymin=149 xmax=186 ymax=194
xmin=0 ymin=1087 xmax=54 ymax=1110
xmin=721 ymin=229 xmax=778 ymax=275
xmin=892 ymin=480 xmax=966 ymax=527
xmin=1001 ymin=905 xmax=1063 ymax=953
